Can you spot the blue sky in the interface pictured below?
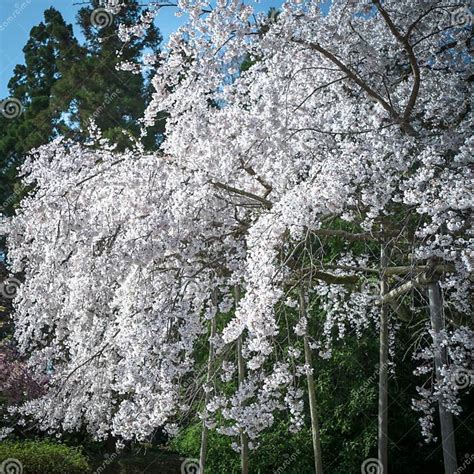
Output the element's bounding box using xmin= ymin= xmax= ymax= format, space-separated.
xmin=0 ymin=0 xmax=286 ymax=99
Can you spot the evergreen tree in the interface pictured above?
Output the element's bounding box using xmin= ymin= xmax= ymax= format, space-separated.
xmin=52 ymin=0 xmax=164 ymax=149
xmin=0 ymin=7 xmax=81 ymax=215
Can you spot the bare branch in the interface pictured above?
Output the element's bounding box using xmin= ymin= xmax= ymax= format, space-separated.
xmin=372 ymin=0 xmax=421 ymax=125
xmin=212 ymin=181 xmax=273 ymax=209
xmin=291 ymin=37 xmax=417 ymax=135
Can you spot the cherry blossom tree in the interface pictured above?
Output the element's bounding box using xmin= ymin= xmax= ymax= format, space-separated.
xmin=1 ymin=1 xmax=472 ymax=473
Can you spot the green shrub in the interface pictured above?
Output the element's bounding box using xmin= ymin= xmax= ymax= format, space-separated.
xmin=170 ymin=421 xmax=314 ymax=473
xmin=0 ymin=440 xmax=89 ymax=474
xmin=170 ymin=422 xmax=239 ymax=473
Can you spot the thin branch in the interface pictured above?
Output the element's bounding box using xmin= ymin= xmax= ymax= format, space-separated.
xmin=291 ymin=38 xmax=407 ymax=130
xmin=372 ymin=0 xmax=421 ymax=125
xmin=212 ymin=181 xmax=273 ymax=209
xmin=311 ymin=228 xmax=393 ymax=242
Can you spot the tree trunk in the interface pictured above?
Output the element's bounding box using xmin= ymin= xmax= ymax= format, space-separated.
xmin=299 ymin=287 xmax=323 ymax=474
xmin=235 ymin=285 xmax=249 ymax=474
xmin=378 ymin=244 xmax=389 ymax=472
xmin=427 ymin=281 xmax=458 ymax=474
xmin=199 ymin=292 xmax=218 ymax=474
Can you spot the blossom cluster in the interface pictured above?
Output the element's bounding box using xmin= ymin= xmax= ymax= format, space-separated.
xmin=1 ymin=0 xmax=472 ymax=445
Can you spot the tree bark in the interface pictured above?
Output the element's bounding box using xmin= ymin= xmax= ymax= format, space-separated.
xmin=299 ymin=287 xmax=323 ymax=474
xmin=378 ymin=244 xmax=389 ymax=472
xmin=199 ymin=292 xmax=218 ymax=474
xmin=427 ymin=281 xmax=458 ymax=474
xmin=235 ymin=285 xmax=249 ymax=474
